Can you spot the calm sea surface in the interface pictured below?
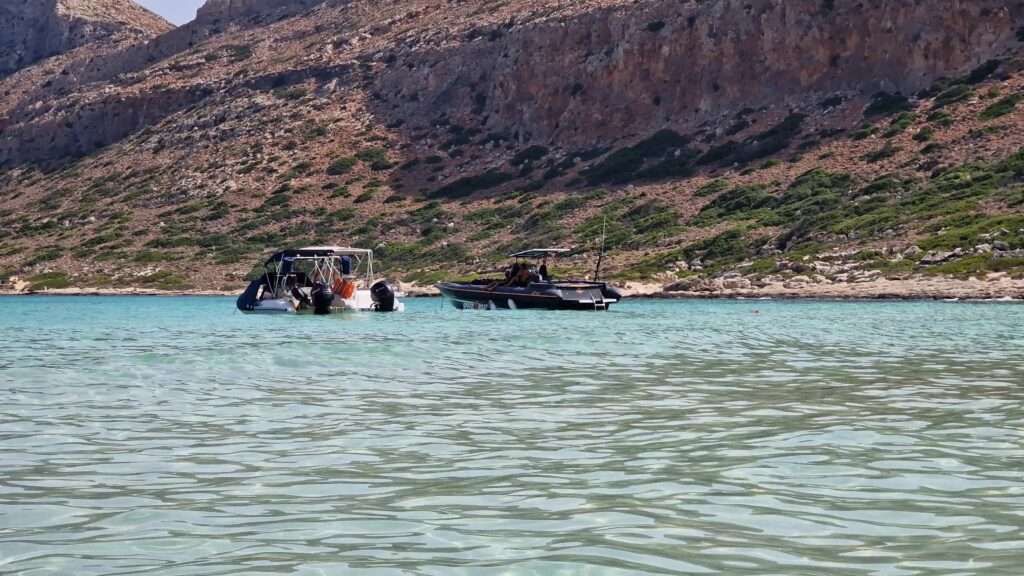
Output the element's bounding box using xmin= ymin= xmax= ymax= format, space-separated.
xmin=0 ymin=296 xmax=1022 ymax=575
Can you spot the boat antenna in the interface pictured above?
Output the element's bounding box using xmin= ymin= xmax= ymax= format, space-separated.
xmin=593 ymin=215 xmax=607 ymax=281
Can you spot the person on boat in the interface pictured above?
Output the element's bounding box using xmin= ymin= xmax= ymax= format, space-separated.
xmin=291 ymin=284 xmax=312 ymax=310
xmin=538 ymin=262 xmax=550 ymax=282
xmin=512 ymin=265 xmax=533 ymax=287
xmin=488 ymin=264 xmax=533 ymax=290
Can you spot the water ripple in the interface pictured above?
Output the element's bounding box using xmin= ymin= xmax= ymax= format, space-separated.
xmin=0 ymin=297 xmax=1022 ymax=575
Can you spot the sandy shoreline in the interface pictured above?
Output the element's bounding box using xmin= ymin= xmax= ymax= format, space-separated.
xmin=0 ymin=288 xmax=239 ymax=297
xmin=2 ymin=276 xmax=1022 ymax=301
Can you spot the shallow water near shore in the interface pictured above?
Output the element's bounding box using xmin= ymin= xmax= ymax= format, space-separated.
xmin=1 ymin=296 xmax=1022 ymax=575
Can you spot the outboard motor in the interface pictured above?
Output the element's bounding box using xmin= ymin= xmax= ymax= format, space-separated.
xmin=311 ymin=282 xmax=334 ymax=315
xmin=236 ymin=280 xmax=263 ymax=312
xmin=370 ymin=280 xmax=397 ymax=312
xmin=601 ymin=284 xmax=625 ymax=301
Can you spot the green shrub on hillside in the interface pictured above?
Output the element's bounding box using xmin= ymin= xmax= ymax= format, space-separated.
xmin=863 ymin=143 xmax=901 ymax=163
xmin=326 ymin=157 xmax=357 ymax=176
xmin=697 ymin=114 xmax=807 ymax=167
xmin=932 ymin=85 xmax=973 ymax=109
xmin=27 ymin=272 xmax=71 ymax=291
xmin=273 ymin=86 xmax=307 ymax=101
xmin=356 ymin=147 xmax=393 ymax=171
xmin=582 ymin=129 xmax=692 ymax=186
xmin=262 ymin=194 xmax=289 ymax=208
xmin=850 ymin=124 xmax=879 ymax=140
xmin=360 ymin=146 xmax=391 ymax=162
xmin=918 ymin=213 xmax=1024 ymax=252
xmin=695 ymin=179 xmax=730 ymax=197
xmin=864 ymin=92 xmax=912 ymax=117
xmin=694 ymin=185 xmax=773 ymax=224
xmin=883 ymin=112 xmax=916 ymax=137
xmin=429 ymin=170 xmax=517 ymax=199
xmin=913 ymin=127 xmax=935 ymax=142
xmin=139 ymin=271 xmax=191 ymax=291
xmin=575 ymin=199 xmax=680 ymax=250
xmin=980 ymin=95 xmax=1022 ymax=120
xmin=925 ymin=255 xmax=1024 ymax=278
xmin=23 ymin=248 xmax=63 ymax=267
xmin=684 ymin=229 xmax=753 ymax=264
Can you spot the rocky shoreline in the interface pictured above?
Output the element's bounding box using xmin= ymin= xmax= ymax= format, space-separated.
xmin=621 ymin=275 xmax=1024 ymax=301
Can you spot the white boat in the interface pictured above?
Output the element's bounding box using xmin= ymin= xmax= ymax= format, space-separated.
xmin=236 ymin=246 xmax=404 ymax=314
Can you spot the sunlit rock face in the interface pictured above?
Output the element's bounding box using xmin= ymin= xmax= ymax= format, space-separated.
xmin=0 ymin=0 xmax=171 ymax=77
xmin=0 ymin=0 xmax=1021 ymax=167
xmin=195 ymin=0 xmax=341 ymax=26
xmin=375 ymin=0 xmax=1023 ymax=148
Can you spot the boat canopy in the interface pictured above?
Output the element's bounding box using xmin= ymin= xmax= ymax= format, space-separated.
xmin=265 ymin=247 xmax=373 ymax=266
xmin=510 ymin=248 xmax=571 ymax=259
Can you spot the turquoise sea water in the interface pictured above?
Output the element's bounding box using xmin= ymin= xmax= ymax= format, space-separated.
xmin=0 ymin=296 xmax=1022 ymax=575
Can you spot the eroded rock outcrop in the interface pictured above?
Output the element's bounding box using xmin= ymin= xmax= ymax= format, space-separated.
xmin=195 ymin=0 xmax=344 ymax=26
xmin=375 ymin=0 xmax=1023 ymax=149
xmin=0 ymin=0 xmax=171 ymax=77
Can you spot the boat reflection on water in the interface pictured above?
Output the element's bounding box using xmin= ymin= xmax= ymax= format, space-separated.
xmin=437 ymin=249 xmax=624 ymax=311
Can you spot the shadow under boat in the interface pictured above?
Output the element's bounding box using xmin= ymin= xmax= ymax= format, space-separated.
xmin=437 ymin=249 xmax=624 ymax=311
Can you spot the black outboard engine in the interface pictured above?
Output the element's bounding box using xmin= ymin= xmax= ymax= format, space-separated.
xmin=370 ymin=280 xmax=397 ymax=312
xmin=237 ymin=280 xmax=262 ymax=312
xmin=601 ymin=284 xmax=625 ymax=301
xmin=311 ymin=282 xmax=334 ymax=315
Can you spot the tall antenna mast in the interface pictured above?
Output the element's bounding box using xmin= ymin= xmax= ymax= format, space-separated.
xmin=593 ymin=216 xmax=607 ymax=281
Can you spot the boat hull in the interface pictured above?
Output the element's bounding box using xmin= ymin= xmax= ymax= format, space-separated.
xmin=437 ymin=281 xmax=620 ymax=311
xmin=237 ymin=287 xmax=404 ymax=314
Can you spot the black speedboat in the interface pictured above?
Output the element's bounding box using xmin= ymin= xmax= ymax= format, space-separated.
xmin=437 ymin=249 xmax=624 ymax=311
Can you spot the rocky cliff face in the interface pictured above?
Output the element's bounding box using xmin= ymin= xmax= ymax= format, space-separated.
xmin=3 ymin=0 xmax=1021 ymax=167
xmin=195 ymin=0 xmax=341 ymax=26
xmin=0 ymin=0 xmax=171 ymax=77
xmin=377 ymin=0 xmax=1022 ymax=149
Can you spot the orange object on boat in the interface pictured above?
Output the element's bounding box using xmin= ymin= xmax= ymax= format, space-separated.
xmin=333 ymin=277 xmax=356 ymax=299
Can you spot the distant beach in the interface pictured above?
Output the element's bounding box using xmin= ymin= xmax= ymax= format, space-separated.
xmin=3 ymin=275 xmax=1023 ymax=301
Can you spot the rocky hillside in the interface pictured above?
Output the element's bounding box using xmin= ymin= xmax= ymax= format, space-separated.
xmin=1 ymin=0 xmax=1023 ymax=294
xmin=0 ymin=0 xmax=171 ymax=77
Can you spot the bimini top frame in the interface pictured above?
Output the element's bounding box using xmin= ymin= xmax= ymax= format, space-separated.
xmin=509 ymin=248 xmax=571 ymax=259
xmin=262 ymin=246 xmax=376 ymax=297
